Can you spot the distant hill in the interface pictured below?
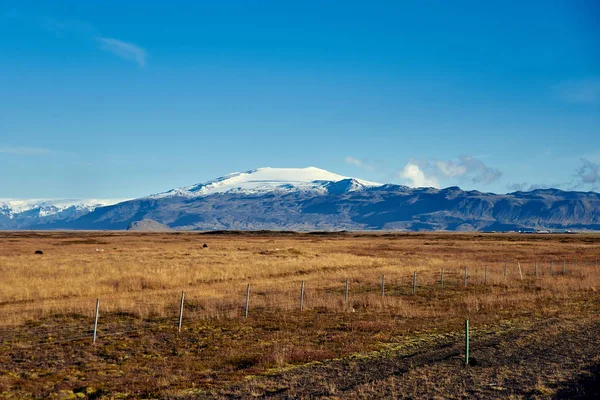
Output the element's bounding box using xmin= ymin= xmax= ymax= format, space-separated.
xmin=1 ymin=167 xmax=598 ymax=231
xmin=127 ymin=219 xmax=171 ymax=232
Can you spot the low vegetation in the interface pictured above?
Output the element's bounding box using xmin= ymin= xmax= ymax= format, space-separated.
xmin=0 ymin=231 xmax=598 ymax=398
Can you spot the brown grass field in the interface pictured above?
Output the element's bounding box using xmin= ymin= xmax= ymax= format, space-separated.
xmin=0 ymin=231 xmax=599 ymax=399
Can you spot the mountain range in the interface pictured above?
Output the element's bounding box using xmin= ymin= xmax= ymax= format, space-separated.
xmin=1 ymin=167 xmax=599 ymax=231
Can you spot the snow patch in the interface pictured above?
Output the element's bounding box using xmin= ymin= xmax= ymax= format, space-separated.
xmin=0 ymin=198 xmax=129 ymax=218
xmin=148 ymin=167 xmax=381 ymax=199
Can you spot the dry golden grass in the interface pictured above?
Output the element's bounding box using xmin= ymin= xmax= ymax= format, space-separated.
xmin=1 ymin=231 xmax=599 ymax=398
xmin=0 ymin=231 xmax=598 ymax=326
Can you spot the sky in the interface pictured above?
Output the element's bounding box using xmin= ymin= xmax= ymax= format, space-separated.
xmin=1 ymin=0 xmax=599 ymax=198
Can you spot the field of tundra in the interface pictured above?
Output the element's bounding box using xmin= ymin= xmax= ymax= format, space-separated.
xmin=0 ymin=231 xmax=599 ymax=399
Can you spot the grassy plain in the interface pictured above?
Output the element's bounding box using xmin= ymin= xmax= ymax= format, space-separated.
xmin=0 ymin=231 xmax=598 ymax=398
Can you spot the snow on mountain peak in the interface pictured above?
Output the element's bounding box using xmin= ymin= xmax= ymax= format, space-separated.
xmin=150 ymin=167 xmax=381 ymax=199
xmin=0 ymin=198 xmax=129 ymax=218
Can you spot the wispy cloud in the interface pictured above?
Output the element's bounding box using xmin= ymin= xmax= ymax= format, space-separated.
xmin=0 ymin=146 xmax=53 ymax=155
xmin=436 ymin=156 xmax=502 ymax=184
xmin=554 ymin=78 xmax=600 ymax=104
xmin=575 ymin=159 xmax=599 ymax=187
xmin=507 ymin=159 xmax=600 ymax=193
xmin=8 ymin=10 xmax=147 ymax=67
xmin=344 ymin=156 xmax=374 ymax=171
xmin=397 ymin=162 xmax=440 ymax=188
xmin=97 ymin=37 xmax=147 ymax=67
xmin=398 ymin=155 xmax=502 ymax=188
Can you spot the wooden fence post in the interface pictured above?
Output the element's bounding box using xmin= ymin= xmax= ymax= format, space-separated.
xmin=245 ymin=284 xmax=251 ymax=319
xmin=518 ymin=262 xmax=523 ymax=281
xmin=381 ymin=275 xmax=385 ymax=297
xmin=92 ymin=298 xmax=99 ymax=345
xmin=344 ymin=278 xmax=349 ymax=310
xmin=535 ymin=262 xmax=538 ymax=279
xmin=464 ymin=266 xmax=467 ymax=287
xmin=178 ymin=291 xmax=185 ymax=333
xmin=484 ymin=265 xmax=488 ymax=285
xmin=300 ymin=281 xmax=305 ymax=312
xmin=412 ymin=271 xmax=417 ymax=295
xmin=504 ymin=263 xmax=507 ymax=278
xmin=441 ymin=268 xmax=444 ymax=289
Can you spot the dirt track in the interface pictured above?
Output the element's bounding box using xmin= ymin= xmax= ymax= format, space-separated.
xmin=198 ymin=316 xmax=600 ymax=399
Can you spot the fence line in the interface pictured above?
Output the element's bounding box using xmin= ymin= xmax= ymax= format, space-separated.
xmin=1 ymin=260 xmax=597 ymax=348
xmin=3 ymin=259 xmax=597 ymax=313
xmin=0 ymin=261 xmax=593 ymax=315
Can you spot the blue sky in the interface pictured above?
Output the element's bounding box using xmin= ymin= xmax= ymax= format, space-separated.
xmin=1 ymin=0 xmax=599 ymax=198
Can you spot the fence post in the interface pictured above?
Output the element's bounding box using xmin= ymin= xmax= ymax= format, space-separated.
xmin=300 ymin=280 xmax=305 ymax=312
xmin=412 ymin=271 xmax=417 ymax=295
xmin=518 ymin=262 xmax=523 ymax=281
xmin=504 ymin=263 xmax=507 ymax=278
xmin=381 ymin=275 xmax=385 ymax=297
xmin=344 ymin=278 xmax=349 ymax=310
xmin=92 ymin=298 xmax=99 ymax=345
xmin=535 ymin=262 xmax=538 ymax=279
xmin=178 ymin=291 xmax=185 ymax=333
xmin=245 ymin=284 xmax=251 ymax=319
xmin=464 ymin=266 xmax=467 ymax=287
xmin=465 ymin=319 xmax=470 ymax=365
xmin=441 ymin=268 xmax=444 ymax=289
xmin=484 ymin=265 xmax=488 ymax=285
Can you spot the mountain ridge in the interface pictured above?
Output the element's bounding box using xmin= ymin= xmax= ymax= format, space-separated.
xmin=146 ymin=167 xmax=380 ymax=199
xmin=1 ymin=167 xmax=598 ymax=231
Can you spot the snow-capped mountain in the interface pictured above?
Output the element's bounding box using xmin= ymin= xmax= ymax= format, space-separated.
xmin=0 ymin=198 xmax=127 ymax=218
xmin=148 ymin=167 xmax=380 ymax=198
xmin=0 ymin=198 xmax=128 ymax=229
xmin=1 ymin=167 xmax=598 ymax=231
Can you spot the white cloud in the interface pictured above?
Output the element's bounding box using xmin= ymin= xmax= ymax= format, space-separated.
xmin=344 ymin=156 xmax=374 ymax=171
xmin=345 ymin=156 xmax=362 ymax=166
xmin=576 ymin=159 xmax=599 ymax=186
xmin=397 ymin=155 xmax=502 ymax=188
xmin=458 ymin=156 xmax=502 ymax=184
xmin=554 ymin=78 xmax=600 ymax=104
xmin=400 ymin=162 xmax=440 ymax=188
xmin=0 ymin=146 xmax=53 ymax=155
xmin=432 ymin=156 xmax=502 ymax=184
xmin=97 ymin=37 xmax=147 ymax=67
xmin=435 ymin=160 xmax=467 ymax=177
